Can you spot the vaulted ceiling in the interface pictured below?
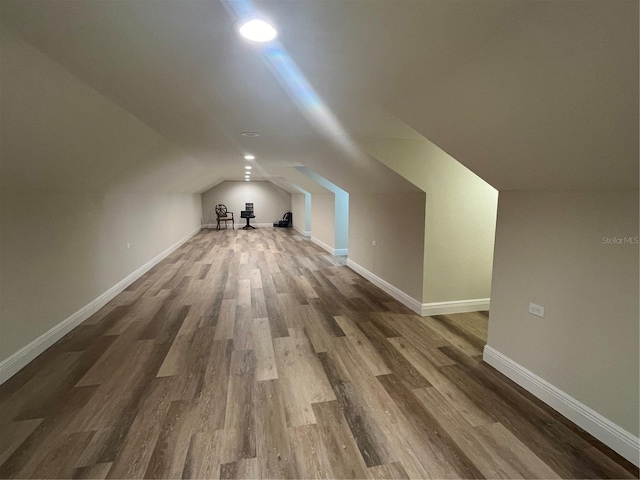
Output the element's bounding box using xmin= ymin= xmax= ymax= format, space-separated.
xmin=1 ymin=0 xmax=637 ymax=194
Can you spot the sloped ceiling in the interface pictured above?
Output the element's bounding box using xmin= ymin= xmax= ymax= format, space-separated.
xmin=267 ymin=168 xmax=331 ymax=195
xmin=1 ymin=0 xmax=637 ymax=194
xmin=0 ymin=27 xmax=217 ymax=193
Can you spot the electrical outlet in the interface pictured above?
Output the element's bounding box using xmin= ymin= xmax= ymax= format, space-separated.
xmin=372 ymin=240 xmax=377 ymax=246
xmin=126 ymin=243 xmax=131 ymax=249
xmin=529 ymin=302 xmax=544 ymax=318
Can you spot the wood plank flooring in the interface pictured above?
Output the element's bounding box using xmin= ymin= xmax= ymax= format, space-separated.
xmin=0 ymin=228 xmax=637 ymax=479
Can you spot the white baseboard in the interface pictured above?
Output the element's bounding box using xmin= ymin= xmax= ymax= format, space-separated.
xmin=422 ymin=298 xmax=490 ymax=316
xmin=0 ymin=226 xmax=202 ymax=385
xmin=346 ymin=259 xmax=422 ymax=315
xmin=310 ymin=236 xmax=335 ymax=255
xmin=293 ymin=225 xmax=311 ymax=237
xmin=202 ymin=223 xmax=273 ymax=229
xmin=343 ymin=261 xmax=490 ymax=318
xmin=483 ymin=345 xmax=640 ymax=466
xmin=309 ymin=236 xmax=347 ymax=256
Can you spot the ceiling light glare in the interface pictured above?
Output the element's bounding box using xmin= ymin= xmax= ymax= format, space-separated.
xmin=238 ymin=19 xmax=277 ymax=43
xmin=245 ymin=179 xmax=250 ymax=181
xmin=244 ymin=155 xmax=255 ymax=160
xmin=245 ymin=166 xmax=252 ymax=170
xmin=241 ymin=132 xmax=260 ymax=137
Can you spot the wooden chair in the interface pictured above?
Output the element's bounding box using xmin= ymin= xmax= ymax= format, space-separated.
xmin=214 ymin=204 xmax=234 ymax=230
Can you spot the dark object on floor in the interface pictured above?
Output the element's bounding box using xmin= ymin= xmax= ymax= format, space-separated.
xmin=274 ymin=212 xmax=292 ymax=227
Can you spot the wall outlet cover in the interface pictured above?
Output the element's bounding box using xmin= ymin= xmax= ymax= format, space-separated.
xmin=529 ymin=303 xmax=545 ymax=318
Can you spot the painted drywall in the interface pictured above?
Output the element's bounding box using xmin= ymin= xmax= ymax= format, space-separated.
xmin=487 ymin=190 xmax=639 ymax=436
xmin=0 ymin=26 xmax=213 ymax=194
xmin=0 ymin=188 xmax=202 ymax=363
xmin=359 ymin=137 xmax=498 ymax=303
xmin=0 ymin=26 xmax=206 ymax=371
xmin=296 ymin=167 xmax=349 ymax=251
xmin=291 ymin=193 xmax=308 ymax=235
xmin=310 ymin=193 xmax=335 ymax=251
xmin=422 ymin=154 xmax=497 ymax=303
xmin=304 ymin=194 xmax=311 ymax=233
xmin=334 ymin=191 xmax=349 ymax=251
xmin=349 ymin=192 xmax=425 ymax=302
xmin=201 ymin=181 xmax=291 ymax=227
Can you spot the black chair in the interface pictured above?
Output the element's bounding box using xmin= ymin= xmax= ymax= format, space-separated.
xmin=240 ymin=210 xmax=256 ymax=229
xmin=240 ymin=202 xmax=255 ymax=229
xmin=214 ymin=204 xmax=234 ymax=230
xmin=274 ymin=212 xmax=292 ymax=227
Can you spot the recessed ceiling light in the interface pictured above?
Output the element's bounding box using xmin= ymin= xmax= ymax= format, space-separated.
xmin=238 ymin=19 xmax=277 ymax=43
xmin=245 ymin=179 xmax=250 ymax=182
xmin=241 ymin=132 xmax=260 ymax=137
xmin=244 ymin=155 xmax=255 ymax=160
xmin=245 ymin=166 xmax=252 ymax=170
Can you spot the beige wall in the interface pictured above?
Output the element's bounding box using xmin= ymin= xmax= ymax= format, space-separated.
xmin=291 ymin=193 xmax=307 ymax=234
xmin=487 ymin=190 xmax=639 ymax=435
xmin=0 ymin=188 xmax=201 ymax=362
xmin=201 ymin=181 xmax=291 ymax=227
xmin=359 ymin=137 xmax=498 ymax=303
xmin=0 ymin=26 xmax=213 ymax=195
xmin=349 ymin=192 xmax=425 ymax=302
xmin=310 ymin=193 xmax=335 ymax=250
xmin=0 ymin=26 xmax=206 ymax=370
xmin=422 ymin=156 xmax=497 ymax=303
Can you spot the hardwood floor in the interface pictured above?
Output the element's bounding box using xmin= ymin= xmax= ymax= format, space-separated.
xmin=0 ymin=228 xmax=637 ymax=479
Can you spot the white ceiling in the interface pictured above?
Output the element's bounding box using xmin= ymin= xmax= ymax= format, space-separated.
xmin=1 ymin=0 xmax=637 ymax=194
